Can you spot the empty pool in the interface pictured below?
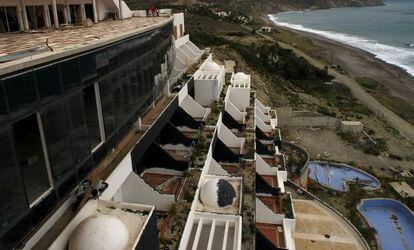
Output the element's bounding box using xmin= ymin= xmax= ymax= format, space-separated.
xmin=309 ymin=161 xmax=380 ymax=191
xmin=358 ymin=199 xmax=414 ymax=250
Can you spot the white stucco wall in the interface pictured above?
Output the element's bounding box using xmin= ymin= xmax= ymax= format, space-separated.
xmin=227 ymin=87 xmax=250 ymax=112
xmin=194 ymin=78 xmax=218 ymax=107
xmin=218 ymin=121 xmax=243 ymax=149
xmin=225 ymin=100 xmax=245 ymax=122
xmin=173 ymin=12 xmax=185 ymax=39
xmin=255 ymin=114 xmax=272 ymax=133
xmin=180 ymin=95 xmax=208 ymax=119
xmin=256 ymin=198 xmax=285 ymax=224
xmin=114 ymin=173 xmax=175 ymax=211
xmin=255 ymin=106 xmax=270 ymax=123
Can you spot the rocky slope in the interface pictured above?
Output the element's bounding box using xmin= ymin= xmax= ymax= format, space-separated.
xmin=126 ymin=0 xmax=384 ymax=15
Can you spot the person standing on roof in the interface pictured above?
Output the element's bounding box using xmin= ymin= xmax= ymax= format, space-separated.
xmin=149 ymin=5 xmax=158 ymax=17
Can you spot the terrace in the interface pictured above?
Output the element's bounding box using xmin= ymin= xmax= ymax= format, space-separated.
xmin=49 ymin=200 xmax=155 ymax=249
xmin=0 ymin=16 xmax=170 ymax=73
xmin=183 ymin=213 xmax=242 ymax=250
xmin=256 ymin=222 xmax=286 ymax=249
xmin=141 ymin=172 xmax=185 ymax=198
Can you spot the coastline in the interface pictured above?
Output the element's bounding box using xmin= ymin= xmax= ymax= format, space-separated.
xmin=270 ymin=24 xmax=414 ymax=105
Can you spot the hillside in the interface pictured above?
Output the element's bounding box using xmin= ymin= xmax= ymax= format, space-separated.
xmin=126 ymin=0 xmax=384 ymax=16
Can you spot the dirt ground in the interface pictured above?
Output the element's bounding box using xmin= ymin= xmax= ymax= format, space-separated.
xmin=282 ymin=127 xmax=414 ymax=177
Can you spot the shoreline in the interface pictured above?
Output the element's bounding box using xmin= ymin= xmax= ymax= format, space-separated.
xmin=268 ymin=20 xmax=414 ymax=105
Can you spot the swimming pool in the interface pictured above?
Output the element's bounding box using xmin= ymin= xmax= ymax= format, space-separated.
xmin=358 ymin=199 xmax=414 ymax=250
xmin=308 ymin=161 xmax=380 ymax=191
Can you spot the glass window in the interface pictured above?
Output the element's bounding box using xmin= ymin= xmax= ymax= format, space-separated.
xmin=82 ymin=84 xmax=102 ymax=150
xmin=4 ymin=72 xmax=37 ymax=112
xmin=95 ymin=50 xmax=109 ymax=76
xmin=80 ymin=53 xmax=97 ymax=84
xmin=65 ymin=91 xmax=90 ymax=163
xmin=35 ymin=64 xmax=62 ymax=101
xmin=0 ymin=127 xmax=29 ymax=236
xmin=12 ymin=113 xmax=51 ymax=205
xmin=108 ymin=46 xmax=119 ymax=69
xmin=41 ymin=100 xmax=73 ymax=186
xmin=0 ymin=82 xmax=8 ymax=119
xmin=99 ymin=76 xmax=117 ymax=138
xmin=60 ymin=58 xmax=81 ymax=92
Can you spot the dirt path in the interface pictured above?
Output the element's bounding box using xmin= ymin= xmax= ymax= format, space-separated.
xmin=242 ymin=24 xmax=414 ymax=142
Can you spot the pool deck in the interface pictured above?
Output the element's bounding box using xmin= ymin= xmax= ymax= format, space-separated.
xmin=292 ymin=199 xmax=367 ymax=250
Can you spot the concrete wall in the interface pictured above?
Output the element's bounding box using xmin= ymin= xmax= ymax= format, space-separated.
xmin=218 ymin=120 xmax=244 ymax=149
xmin=180 ymin=95 xmax=208 ymax=119
xmin=120 ymin=1 xmax=132 ymax=19
xmin=255 ymin=107 xmax=270 ymax=123
xmin=225 ymin=100 xmax=245 ymax=122
xmin=173 ymin=13 xmax=185 ymax=39
xmin=340 ymin=121 xmax=364 ymax=133
xmin=255 ymin=99 xmax=270 ymax=114
xmin=256 ymin=198 xmax=285 ymax=224
xmin=277 ymin=107 xmax=339 ymax=128
xmin=256 ymin=153 xmax=285 ymax=192
xmin=194 ymin=78 xmax=218 ymax=107
xmin=227 ymin=87 xmax=250 ymax=112
xmin=114 ymin=173 xmax=175 ymax=211
xmin=255 ymin=115 xmax=272 ymax=133
xmin=175 ymin=34 xmax=190 ymax=49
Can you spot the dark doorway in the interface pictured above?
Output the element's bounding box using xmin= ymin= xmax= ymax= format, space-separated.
xmin=69 ymin=4 xmax=81 ymax=24
xmin=85 ymin=4 xmax=93 ymax=20
xmin=0 ymin=6 xmax=19 ymax=33
xmin=49 ymin=4 xmax=65 ymax=27
xmin=26 ymin=5 xmax=46 ymax=30
xmin=12 ymin=113 xmax=51 ymax=205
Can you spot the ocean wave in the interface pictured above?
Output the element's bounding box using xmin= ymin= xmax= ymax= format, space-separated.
xmin=269 ymin=15 xmax=414 ymax=77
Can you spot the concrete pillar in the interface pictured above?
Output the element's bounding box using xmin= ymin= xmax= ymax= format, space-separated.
xmin=43 ymin=3 xmax=51 ymax=28
xmin=92 ymin=0 xmax=98 ymax=23
xmin=51 ymin=0 xmax=59 ymax=28
xmin=80 ymin=3 xmax=86 ymax=20
xmin=65 ymin=0 xmax=71 ymax=23
xmin=16 ymin=1 xmax=24 ymax=31
xmin=19 ymin=0 xmax=29 ymax=30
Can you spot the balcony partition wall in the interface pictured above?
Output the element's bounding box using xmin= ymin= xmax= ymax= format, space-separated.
xmin=0 ymin=22 xmax=173 ymax=249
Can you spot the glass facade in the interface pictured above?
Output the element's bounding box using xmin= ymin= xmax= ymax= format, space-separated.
xmin=0 ymin=22 xmax=173 ymax=248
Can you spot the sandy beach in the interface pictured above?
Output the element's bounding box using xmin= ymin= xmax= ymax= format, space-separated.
xmin=284 ymin=28 xmax=414 ymax=105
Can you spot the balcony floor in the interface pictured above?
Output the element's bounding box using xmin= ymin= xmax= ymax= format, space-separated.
xmin=261 ymin=175 xmax=278 ymax=188
xmin=256 ymin=223 xmax=285 ymax=249
xmin=142 ymin=173 xmax=184 ymax=198
xmin=258 ymin=195 xmax=282 ymax=214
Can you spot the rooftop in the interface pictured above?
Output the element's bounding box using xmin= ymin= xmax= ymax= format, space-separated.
xmin=0 ymin=16 xmax=170 ymax=74
xmin=49 ymin=200 xmax=154 ymax=249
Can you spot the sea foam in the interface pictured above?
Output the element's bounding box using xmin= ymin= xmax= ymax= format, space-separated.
xmin=269 ymin=15 xmax=414 ymax=77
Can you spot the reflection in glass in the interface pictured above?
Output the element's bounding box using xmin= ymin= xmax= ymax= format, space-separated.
xmin=82 ymin=84 xmax=102 ymax=150
xmin=0 ymin=128 xmax=29 ymax=235
xmin=12 ymin=114 xmax=50 ymax=204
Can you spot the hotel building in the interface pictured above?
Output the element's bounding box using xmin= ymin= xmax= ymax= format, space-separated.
xmin=0 ymin=2 xmax=297 ymax=249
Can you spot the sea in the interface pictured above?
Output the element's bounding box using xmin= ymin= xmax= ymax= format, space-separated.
xmin=269 ymin=0 xmax=414 ymax=77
